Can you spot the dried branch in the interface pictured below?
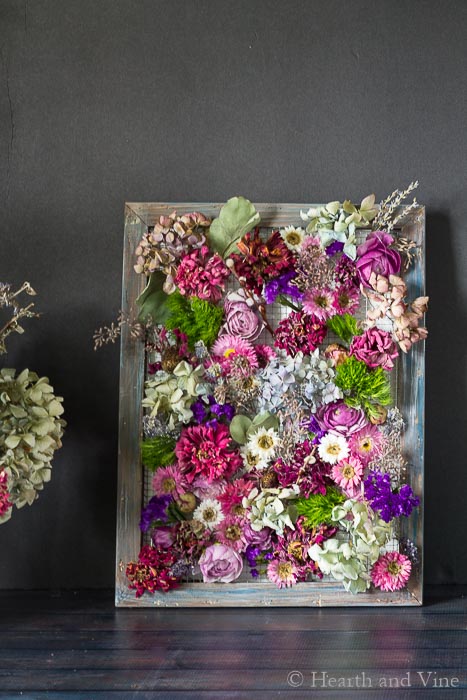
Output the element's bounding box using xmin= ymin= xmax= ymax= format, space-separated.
xmin=373 ymin=181 xmax=419 ymax=233
xmin=0 ymin=281 xmax=39 ymax=354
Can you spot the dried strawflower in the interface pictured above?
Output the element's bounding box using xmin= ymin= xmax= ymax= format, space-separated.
xmin=371 ymin=551 xmax=412 ymax=592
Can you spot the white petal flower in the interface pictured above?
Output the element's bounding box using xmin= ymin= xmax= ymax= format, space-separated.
xmin=247 ymin=427 xmax=280 ymax=461
xmin=193 ymin=498 xmax=224 ymax=530
xmin=318 ymin=432 xmax=349 ymax=465
xmin=280 ymin=225 xmax=305 ymax=252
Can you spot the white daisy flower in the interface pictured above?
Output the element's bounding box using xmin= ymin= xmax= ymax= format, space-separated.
xmin=193 ymin=498 xmax=224 ymax=530
xmin=318 ymin=432 xmax=349 ymax=465
xmin=240 ymin=445 xmax=269 ymax=472
xmin=280 ymin=225 xmax=306 ymax=252
xmin=247 ymin=427 xmax=281 ymax=462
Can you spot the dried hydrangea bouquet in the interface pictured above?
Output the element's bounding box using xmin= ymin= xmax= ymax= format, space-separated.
xmin=0 ymin=283 xmax=65 ymax=523
xmin=101 ymin=183 xmax=427 ymax=603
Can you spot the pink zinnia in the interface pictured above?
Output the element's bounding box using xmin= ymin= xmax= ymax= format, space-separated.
xmin=332 ymin=285 xmax=360 ymax=315
xmin=217 ymin=478 xmax=253 ymax=517
xmin=211 ymin=335 xmax=259 ymax=372
xmin=371 ymin=551 xmax=412 ymax=591
xmin=152 ymin=464 xmax=188 ymax=499
xmin=175 ymin=424 xmax=243 ymax=483
xmin=332 ymin=456 xmax=364 ymax=496
xmin=255 ymin=344 xmax=276 ymax=368
xmin=215 ymin=516 xmax=248 ymax=552
xmin=302 ymin=287 xmax=335 ymax=321
xmin=349 ymin=425 xmax=384 ymax=466
xmin=174 ymin=245 xmax=229 ymax=302
xmin=267 ymin=557 xmax=299 ymax=589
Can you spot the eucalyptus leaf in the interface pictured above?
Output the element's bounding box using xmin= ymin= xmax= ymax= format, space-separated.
xmin=229 ymin=414 xmax=252 ymax=444
xmin=209 ymin=196 xmax=261 ymax=258
xmin=136 ymin=272 xmax=170 ymax=324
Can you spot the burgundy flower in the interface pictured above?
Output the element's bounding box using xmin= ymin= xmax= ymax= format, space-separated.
xmin=231 ymin=229 xmax=294 ymax=295
xmin=356 ymin=232 xmax=401 ymax=289
xmin=174 ymin=245 xmax=230 ymax=302
xmin=316 ymin=400 xmax=368 ymax=436
xmin=350 ymin=328 xmax=399 ymax=370
xmin=126 ymin=545 xmax=179 ymax=597
xmin=274 ymin=311 xmax=327 ymax=356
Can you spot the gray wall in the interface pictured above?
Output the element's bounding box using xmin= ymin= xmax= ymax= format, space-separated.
xmin=0 ymin=0 xmax=465 ymax=588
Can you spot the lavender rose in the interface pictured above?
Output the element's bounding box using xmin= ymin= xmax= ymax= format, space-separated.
xmin=350 ymin=328 xmax=399 ymax=371
xmin=199 ymin=544 xmax=243 ymax=583
xmin=356 ymin=232 xmax=401 ymax=289
xmin=224 ymin=289 xmax=263 ymax=341
xmin=243 ymin=522 xmax=273 ymax=550
xmin=316 ymin=400 xmax=368 ymax=436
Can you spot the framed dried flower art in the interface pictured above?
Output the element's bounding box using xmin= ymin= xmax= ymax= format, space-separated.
xmin=112 ymin=186 xmax=426 ymax=606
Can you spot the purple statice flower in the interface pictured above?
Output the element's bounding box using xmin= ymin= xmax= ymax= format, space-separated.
xmin=264 ymin=269 xmax=304 ymax=304
xmin=364 ymin=470 xmax=420 ymax=523
xmin=191 ymin=396 xmax=235 ymax=428
xmin=325 ymin=240 xmax=345 ymax=256
xmin=307 ymin=414 xmax=326 ymax=444
xmin=139 ymin=495 xmax=172 ymax=532
xmin=245 ymin=544 xmax=273 ymax=578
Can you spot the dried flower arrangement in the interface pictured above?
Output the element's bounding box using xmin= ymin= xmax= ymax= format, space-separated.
xmin=102 ymin=184 xmax=427 ymax=598
xmin=0 ymin=283 xmax=65 ymax=524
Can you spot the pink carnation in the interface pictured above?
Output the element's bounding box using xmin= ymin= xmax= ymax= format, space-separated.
xmin=174 ymin=245 xmax=229 ymax=302
xmin=274 ymin=311 xmax=327 ymax=356
xmin=371 ymin=551 xmax=412 ymax=591
xmin=350 ymin=328 xmax=399 ymax=370
xmin=175 ymin=424 xmax=243 ymax=483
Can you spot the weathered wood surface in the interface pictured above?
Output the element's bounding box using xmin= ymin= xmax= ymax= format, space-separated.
xmin=0 ymin=589 xmax=464 ymax=697
xmin=116 ymin=203 xmax=426 ymax=607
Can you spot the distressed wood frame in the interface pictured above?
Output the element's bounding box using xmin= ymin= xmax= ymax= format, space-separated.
xmin=116 ymin=202 xmax=425 ymax=607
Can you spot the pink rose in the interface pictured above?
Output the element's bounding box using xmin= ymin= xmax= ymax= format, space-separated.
xmin=350 ymin=328 xmax=399 ymax=370
xmin=243 ymin=522 xmax=273 ymax=549
xmin=356 ymin=232 xmax=401 ymax=289
xmin=316 ymin=400 xmax=368 ymax=436
xmin=224 ymin=290 xmax=263 ymax=341
xmin=199 ymin=544 xmax=243 ymax=583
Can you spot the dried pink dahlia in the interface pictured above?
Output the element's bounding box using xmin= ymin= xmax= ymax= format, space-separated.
xmin=274 ymin=311 xmax=327 ymax=356
xmin=350 ymin=328 xmax=399 ymax=371
xmin=371 ymin=551 xmax=412 ymax=591
xmin=174 ymin=245 xmax=230 ymax=302
xmin=231 ymin=229 xmax=294 ymax=295
xmin=175 ymin=424 xmax=243 ymax=483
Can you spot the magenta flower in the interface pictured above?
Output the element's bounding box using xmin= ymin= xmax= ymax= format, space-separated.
xmin=348 ymin=425 xmax=384 ymax=465
xmin=199 ymin=544 xmax=243 ymax=583
xmin=174 ymin=245 xmax=230 ymax=302
xmin=371 ymin=551 xmax=412 ymax=591
xmin=267 ymin=557 xmax=299 ymax=588
xmin=175 ymin=424 xmax=243 ymax=483
xmin=274 ymin=311 xmax=327 ymax=356
xmin=126 ymin=545 xmax=179 ymax=597
xmin=215 ymin=516 xmax=248 ymax=552
xmin=217 ymin=478 xmax=254 ymax=517
xmin=332 ymin=285 xmax=360 ymax=315
xmin=223 ymin=290 xmax=263 ymax=341
xmin=211 ymin=334 xmax=259 ymax=373
xmin=350 ymin=328 xmax=399 ymax=370
xmin=356 ymin=231 xmax=401 ymax=289
xmin=243 ymin=522 xmax=273 ymax=550
xmin=152 ymin=464 xmax=188 ymax=499
xmin=302 ymin=287 xmax=335 ymax=321
xmin=0 ymin=470 xmax=12 ymax=518
xmin=316 ymin=400 xmax=368 ymax=436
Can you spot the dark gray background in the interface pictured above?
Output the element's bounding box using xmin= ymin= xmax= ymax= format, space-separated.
xmin=0 ymin=0 xmax=465 ymax=588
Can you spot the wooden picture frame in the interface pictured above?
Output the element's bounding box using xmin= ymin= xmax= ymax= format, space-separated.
xmin=115 ymin=202 xmax=425 ymax=607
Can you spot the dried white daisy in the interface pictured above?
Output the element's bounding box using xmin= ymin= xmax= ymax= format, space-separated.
xmin=193 ymin=498 xmax=224 ymax=530
xmin=318 ymin=432 xmax=349 ymax=465
xmin=280 ymin=225 xmax=306 ymax=252
xmin=247 ymin=427 xmax=281 ymax=462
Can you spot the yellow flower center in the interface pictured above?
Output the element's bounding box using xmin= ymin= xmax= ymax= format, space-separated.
xmin=361 ymin=438 xmax=372 ymax=453
xmin=341 ymin=465 xmax=355 ymax=479
xmin=203 ymin=508 xmax=216 ymax=522
xmin=327 ymin=443 xmax=341 ymax=455
xmin=223 ymin=348 xmax=236 ymax=358
xmin=233 ymin=504 xmax=245 ymax=516
xmin=258 ymin=435 xmax=274 ymax=450
xmin=225 ymin=525 xmax=241 ymax=541
xmin=287 ymin=541 xmax=304 ymax=562
xmin=278 ymin=562 xmax=293 ymax=579
xmin=162 ymin=477 xmax=176 ymax=492
xmin=387 ymin=561 xmax=402 ymax=576
xmin=286 ymin=231 xmax=301 ymax=245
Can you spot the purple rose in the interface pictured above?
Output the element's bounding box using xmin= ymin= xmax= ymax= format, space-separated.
xmin=152 ymin=526 xmax=175 ymax=548
xmin=356 ymin=232 xmax=401 ymax=288
xmin=199 ymin=544 xmax=243 ymax=583
xmin=316 ymin=400 xmax=368 ymax=436
xmin=224 ymin=290 xmax=263 ymax=341
xmin=243 ymin=522 xmax=273 ymax=549
xmin=350 ymin=328 xmax=399 ymax=371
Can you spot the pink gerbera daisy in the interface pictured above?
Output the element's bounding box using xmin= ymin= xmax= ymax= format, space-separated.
xmin=348 ymin=425 xmax=384 ymax=465
xmin=152 ymin=464 xmax=188 ymax=499
xmin=302 ymin=287 xmax=335 ymax=321
xmin=215 ymin=516 xmax=248 ymax=552
xmin=211 ymin=334 xmax=259 ymax=373
xmin=267 ymin=557 xmax=299 ymax=588
xmin=332 ymin=285 xmax=360 ymax=315
xmin=331 ymin=456 xmax=364 ymax=496
xmin=371 ymin=551 xmax=412 ymax=591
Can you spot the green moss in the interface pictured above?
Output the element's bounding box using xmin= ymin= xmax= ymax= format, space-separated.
xmin=165 ymin=292 xmax=224 ymax=350
xmin=295 ymin=487 xmax=345 ymax=528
